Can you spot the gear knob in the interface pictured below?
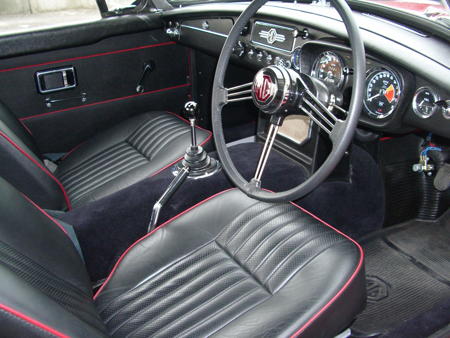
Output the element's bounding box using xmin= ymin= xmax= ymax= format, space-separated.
xmin=184 ymin=101 xmax=199 ymax=120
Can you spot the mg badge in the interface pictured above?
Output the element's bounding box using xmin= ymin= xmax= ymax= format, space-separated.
xmin=253 ymin=73 xmax=275 ymax=104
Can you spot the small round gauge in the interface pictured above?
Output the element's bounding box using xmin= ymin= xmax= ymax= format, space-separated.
xmin=364 ymin=68 xmax=402 ymax=119
xmin=291 ymin=47 xmax=302 ymax=71
xmin=412 ymin=87 xmax=439 ymax=119
xmin=311 ymin=51 xmax=344 ymax=87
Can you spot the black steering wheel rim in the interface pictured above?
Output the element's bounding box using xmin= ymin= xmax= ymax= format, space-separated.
xmin=212 ymin=0 xmax=366 ymax=203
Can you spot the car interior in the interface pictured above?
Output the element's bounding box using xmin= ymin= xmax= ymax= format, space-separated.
xmin=0 ymin=0 xmax=449 ymax=337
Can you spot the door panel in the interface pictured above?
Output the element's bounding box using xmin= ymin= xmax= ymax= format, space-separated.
xmin=0 ymin=19 xmax=191 ymax=153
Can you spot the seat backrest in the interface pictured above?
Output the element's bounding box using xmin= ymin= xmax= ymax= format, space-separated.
xmin=0 ymin=101 xmax=68 ymax=210
xmin=0 ymin=177 xmax=107 ymax=337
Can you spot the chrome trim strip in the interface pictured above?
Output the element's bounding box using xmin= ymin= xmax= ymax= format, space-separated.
xmin=180 ymin=24 xmax=228 ymax=38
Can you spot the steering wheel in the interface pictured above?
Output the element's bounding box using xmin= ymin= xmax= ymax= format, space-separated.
xmin=211 ymin=0 xmax=366 ymax=203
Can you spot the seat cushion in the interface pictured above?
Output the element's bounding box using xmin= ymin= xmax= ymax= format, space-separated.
xmin=94 ymin=189 xmax=365 ymax=337
xmin=55 ymin=111 xmax=211 ymax=208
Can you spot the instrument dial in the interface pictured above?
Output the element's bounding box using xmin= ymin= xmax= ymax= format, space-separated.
xmin=364 ymin=68 xmax=402 ymax=119
xmin=291 ymin=47 xmax=302 ymax=71
xmin=412 ymin=87 xmax=439 ymax=119
xmin=311 ymin=51 xmax=344 ymax=87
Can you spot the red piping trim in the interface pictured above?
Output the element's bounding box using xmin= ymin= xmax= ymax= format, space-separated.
xmin=0 ymin=303 xmax=69 ymax=338
xmin=93 ymin=188 xmax=235 ymax=299
xmin=20 ymin=193 xmax=68 ymax=235
xmin=288 ymin=201 xmax=364 ymax=337
xmin=0 ymin=42 xmax=176 ymax=73
xmin=379 ymin=136 xmax=393 ymax=141
xmin=148 ymin=111 xmax=213 ymax=178
xmin=20 ymin=83 xmax=191 ymax=122
xmin=60 ymin=141 xmax=86 ymax=161
xmin=0 ymin=131 xmax=72 ymax=210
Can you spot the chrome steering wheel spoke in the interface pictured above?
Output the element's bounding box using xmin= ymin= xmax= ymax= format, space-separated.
xmin=299 ymin=87 xmax=345 ymax=143
xmin=225 ymin=82 xmax=253 ymax=103
xmin=253 ymin=122 xmax=280 ymax=187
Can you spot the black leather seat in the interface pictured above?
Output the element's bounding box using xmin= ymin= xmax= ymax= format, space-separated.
xmin=0 ymin=178 xmax=365 ymax=337
xmin=0 ymin=102 xmax=211 ymax=209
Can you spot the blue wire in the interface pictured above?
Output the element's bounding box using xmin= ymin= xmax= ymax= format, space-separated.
xmin=421 ymin=146 xmax=442 ymax=156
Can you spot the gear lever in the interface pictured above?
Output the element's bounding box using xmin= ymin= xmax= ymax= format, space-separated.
xmin=185 ymin=101 xmax=198 ymax=150
xmin=147 ymin=102 xmax=221 ymax=232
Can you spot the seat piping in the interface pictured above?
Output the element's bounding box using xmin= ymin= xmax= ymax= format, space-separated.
xmin=0 ymin=303 xmax=69 ymax=338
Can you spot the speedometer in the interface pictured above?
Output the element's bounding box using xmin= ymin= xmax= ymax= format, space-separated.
xmin=364 ymin=68 xmax=402 ymax=119
xmin=311 ymin=51 xmax=344 ymax=87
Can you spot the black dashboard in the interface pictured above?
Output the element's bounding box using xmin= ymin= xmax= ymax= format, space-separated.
xmin=162 ymin=2 xmax=450 ymax=139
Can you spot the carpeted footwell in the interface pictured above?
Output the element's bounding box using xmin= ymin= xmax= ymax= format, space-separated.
xmin=60 ymin=142 xmax=384 ymax=282
xmin=351 ymin=210 xmax=450 ymax=337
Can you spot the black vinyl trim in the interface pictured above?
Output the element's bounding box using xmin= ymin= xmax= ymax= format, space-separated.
xmin=0 ymin=14 xmax=163 ymax=59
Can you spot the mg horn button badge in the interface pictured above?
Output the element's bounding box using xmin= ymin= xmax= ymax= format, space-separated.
xmin=253 ymin=72 xmax=276 ymax=104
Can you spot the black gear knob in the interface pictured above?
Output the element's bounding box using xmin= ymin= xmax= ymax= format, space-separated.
xmin=184 ymin=101 xmax=199 ymax=120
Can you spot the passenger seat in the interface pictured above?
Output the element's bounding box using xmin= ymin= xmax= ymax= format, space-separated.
xmin=0 ymin=102 xmax=211 ymax=210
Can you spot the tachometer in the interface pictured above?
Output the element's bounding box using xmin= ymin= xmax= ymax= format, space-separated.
xmin=364 ymin=68 xmax=402 ymax=119
xmin=311 ymin=51 xmax=344 ymax=87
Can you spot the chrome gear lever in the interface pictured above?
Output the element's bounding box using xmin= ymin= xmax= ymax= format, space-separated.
xmin=185 ymin=101 xmax=199 ymax=150
xmin=148 ymin=101 xmax=221 ymax=232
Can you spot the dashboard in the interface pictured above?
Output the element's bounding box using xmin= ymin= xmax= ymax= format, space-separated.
xmin=163 ymin=2 xmax=450 ymax=138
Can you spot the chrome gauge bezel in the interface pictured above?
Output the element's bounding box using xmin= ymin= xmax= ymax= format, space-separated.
xmin=412 ymin=87 xmax=440 ymax=119
xmin=310 ymin=51 xmax=345 ymax=88
xmin=290 ymin=47 xmax=302 ymax=71
xmin=363 ymin=67 xmax=403 ymax=120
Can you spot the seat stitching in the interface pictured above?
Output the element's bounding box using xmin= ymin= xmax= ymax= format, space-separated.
xmin=271 ymin=241 xmax=348 ymax=294
xmin=215 ymin=240 xmax=271 ymax=294
xmin=149 ymin=129 xmax=190 ymax=160
xmin=242 ymin=218 xmax=307 ymax=266
xmin=174 ymin=288 xmax=268 ymax=338
xmin=250 ymin=225 xmax=313 ymax=274
xmin=131 ymin=121 xmax=181 ymax=154
xmin=262 ymin=230 xmax=335 ymax=285
xmin=128 ymin=118 xmax=178 ymax=148
xmin=128 ymin=115 xmax=170 ymax=142
xmin=127 ymin=116 xmax=167 ymax=145
xmin=138 ymin=123 xmax=187 ymax=155
xmin=63 ymin=149 xmax=146 ymax=190
xmin=130 ymin=274 xmax=250 ymax=337
xmin=109 ymin=260 xmax=240 ymax=335
xmin=232 ymin=209 xmax=300 ymax=257
xmin=222 ymin=204 xmax=280 ymax=247
xmin=58 ymin=142 xmax=131 ymax=181
xmin=97 ymin=239 xmax=217 ymax=313
xmin=59 ymin=143 xmax=133 ymax=183
xmin=67 ymin=156 xmax=148 ymax=200
xmin=214 ymin=200 xmax=261 ymax=239
xmin=104 ymin=255 xmax=230 ymax=325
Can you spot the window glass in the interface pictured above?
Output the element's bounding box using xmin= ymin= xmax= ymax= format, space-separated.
xmin=105 ymin=0 xmax=136 ymax=11
xmin=0 ymin=0 xmax=100 ymax=36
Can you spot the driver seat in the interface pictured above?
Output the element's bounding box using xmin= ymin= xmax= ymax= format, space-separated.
xmin=0 ymin=178 xmax=365 ymax=337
